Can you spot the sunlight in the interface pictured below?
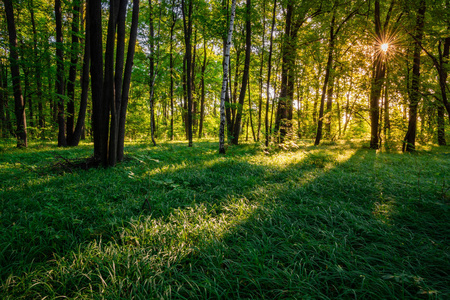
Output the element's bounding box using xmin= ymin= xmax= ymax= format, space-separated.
xmin=381 ymin=43 xmax=389 ymax=53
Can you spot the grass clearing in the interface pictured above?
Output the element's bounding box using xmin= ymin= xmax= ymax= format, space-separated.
xmin=1 ymin=140 xmax=449 ymax=299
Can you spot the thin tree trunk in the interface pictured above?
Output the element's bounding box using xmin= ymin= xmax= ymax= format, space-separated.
xmin=4 ymin=0 xmax=27 ymax=147
xmin=315 ymin=12 xmax=335 ymax=146
xmin=0 ymin=64 xmax=4 ymax=137
xmin=199 ymin=38 xmax=207 ymax=138
xmin=148 ymin=0 xmax=157 ymax=146
xmin=55 ymin=0 xmax=67 ymax=147
xmin=29 ymin=0 xmax=44 ymax=132
xmin=248 ymin=79 xmax=256 ymax=142
xmin=69 ymin=2 xmax=90 ymax=146
xmin=437 ymin=103 xmax=446 ymax=145
xmin=257 ymin=0 xmax=266 ymax=142
xmin=232 ymin=0 xmax=251 ymax=145
xmin=66 ymin=0 xmax=80 ymax=143
xmin=117 ymin=0 xmax=139 ymax=161
xmin=369 ymin=0 xmax=387 ymax=149
xmin=169 ymin=1 xmax=176 ymax=140
xmin=265 ymin=0 xmax=277 ymax=147
xmin=181 ymin=0 xmax=193 ymax=147
xmin=403 ymin=0 xmax=426 ymax=152
xmin=219 ymin=0 xmax=237 ymax=154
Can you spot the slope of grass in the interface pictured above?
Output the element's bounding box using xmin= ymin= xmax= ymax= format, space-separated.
xmin=0 ymin=139 xmax=449 ymax=299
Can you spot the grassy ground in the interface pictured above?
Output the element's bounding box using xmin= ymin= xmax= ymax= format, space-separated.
xmin=0 ymin=139 xmax=449 ymax=299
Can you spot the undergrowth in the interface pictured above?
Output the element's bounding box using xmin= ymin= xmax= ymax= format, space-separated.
xmin=0 ymin=139 xmax=449 ymax=299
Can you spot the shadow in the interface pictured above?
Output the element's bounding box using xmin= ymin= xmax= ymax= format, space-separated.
xmin=1 ymin=142 xmax=448 ymax=298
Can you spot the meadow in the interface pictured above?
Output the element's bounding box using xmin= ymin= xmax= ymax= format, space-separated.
xmin=0 ymin=139 xmax=449 ymax=299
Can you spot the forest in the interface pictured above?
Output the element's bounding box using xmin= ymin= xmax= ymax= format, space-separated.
xmin=1 ymin=0 xmax=450 ymax=298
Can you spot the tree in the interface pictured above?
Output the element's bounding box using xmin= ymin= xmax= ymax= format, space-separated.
xmin=231 ymin=0 xmax=251 ymax=145
xmin=219 ymin=0 xmax=237 ymax=154
xmin=403 ymin=0 xmax=426 ymax=152
xmin=369 ymin=0 xmax=396 ymax=149
xmin=3 ymin=0 xmax=27 ymax=148
xmin=314 ymin=1 xmax=358 ymax=145
xmin=181 ymin=0 xmax=193 ymax=147
xmin=89 ymin=0 xmax=140 ymax=166
xmin=274 ymin=1 xmax=319 ymax=143
xmin=265 ymin=0 xmax=277 ymax=148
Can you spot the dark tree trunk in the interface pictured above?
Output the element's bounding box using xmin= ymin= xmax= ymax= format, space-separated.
xmin=4 ymin=0 xmax=27 ymax=147
xmin=315 ymin=12 xmax=335 ymax=146
xmin=55 ymin=0 xmax=67 ymax=147
xmin=169 ymin=1 xmax=176 ymax=140
xmin=117 ymin=0 xmax=140 ymax=161
xmin=66 ymin=0 xmax=80 ymax=143
xmin=108 ymin=0 xmax=128 ymax=165
xmin=148 ymin=0 xmax=157 ymax=146
xmin=69 ymin=2 xmax=90 ymax=146
xmin=29 ymin=0 xmax=44 ymax=132
xmin=231 ymin=0 xmax=251 ymax=145
xmin=199 ymin=38 xmax=207 ymax=139
xmin=403 ymin=0 xmax=426 ymax=152
xmin=274 ymin=1 xmax=303 ymax=142
xmin=257 ymin=0 xmax=266 ymax=142
xmin=369 ymin=0 xmax=387 ymax=149
xmin=0 ymin=64 xmax=5 ymax=137
xmin=437 ymin=104 xmax=446 ymax=145
xmin=89 ymin=0 xmax=105 ymax=160
xmin=182 ymin=0 xmax=193 ymax=147
xmin=265 ymin=0 xmax=277 ymax=147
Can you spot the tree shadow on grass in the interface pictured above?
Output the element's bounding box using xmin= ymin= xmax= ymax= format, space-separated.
xmin=1 ymin=144 xmax=449 ymax=299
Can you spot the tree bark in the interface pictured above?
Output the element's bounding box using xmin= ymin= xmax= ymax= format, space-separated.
xmin=219 ymin=0 xmax=237 ymax=154
xmin=117 ymin=0 xmax=139 ymax=161
xmin=29 ymin=0 xmax=44 ymax=132
xmin=257 ymin=0 xmax=266 ymax=142
xmin=315 ymin=12 xmax=335 ymax=146
xmin=169 ymin=0 xmax=176 ymax=140
xmin=181 ymin=0 xmax=193 ymax=147
xmin=55 ymin=0 xmax=67 ymax=147
xmin=231 ymin=0 xmax=251 ymax=145
xmin=66 ymin=0 xmax=80 ymax=143
xmin=69 ymin=2 xmax=90 ymax=146
xmin=403 ymin=0 xmax=426 ymax=152
xmin=265 ymin=0 xmax=277 ymax=147
xmin=199 ymin=38 xmax=207 ymax=139
xmin=4 ymin=0 xmax=27 ymax=147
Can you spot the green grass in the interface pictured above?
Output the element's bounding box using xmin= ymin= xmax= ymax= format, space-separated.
xmin=0 ymin=139 xmax=449 ymax=299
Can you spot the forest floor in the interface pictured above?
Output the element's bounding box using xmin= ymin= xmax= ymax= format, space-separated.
xmin=0 ymin=139 xmax=449 ymax=299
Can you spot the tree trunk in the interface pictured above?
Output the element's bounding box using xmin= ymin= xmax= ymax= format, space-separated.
xmin=55 ymin=0 xmax=67 ymax=147
xmin=369 ymin=0 xmax=387 ymax=149
xmin=117 ymin=0 xmax=139 ymax=161
xmin=69 ymin=2 xmax=90 ymax=146
xmin=315 ymin=12 xmax=335 ymax=146
xmin=219 ymin=0 xmax=237 ymax=154
xmin=437 ymin=103 xmax=446 ymax=145
xmin=148 ymin=0 xmax=157 ymax=146
xmin=265 ymin=0 xmax=277 ymax=147
xmin=4 ymin=0 xmax=27 ymax=147
xmin=169 ymin=1 xmax=176 ymax=140
xmin=182 ymin=0 xmax=193 ymax=147
xmin=0 ymin=64 xmax=5 ymax=137
xmin=29 ymin=0 xmax=44 ymax=133
xmin=231 ymin=0 xmax=251 ymax=145
xmin=66 ymin=0 xmax=80 ymax=143
xmin=199 ymin=38 xmax=207 ymax=139
xmin=403 ymin=0 xmax=426 ymax=152
xmin=257 ymin=0 xmax=266 ymax=142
